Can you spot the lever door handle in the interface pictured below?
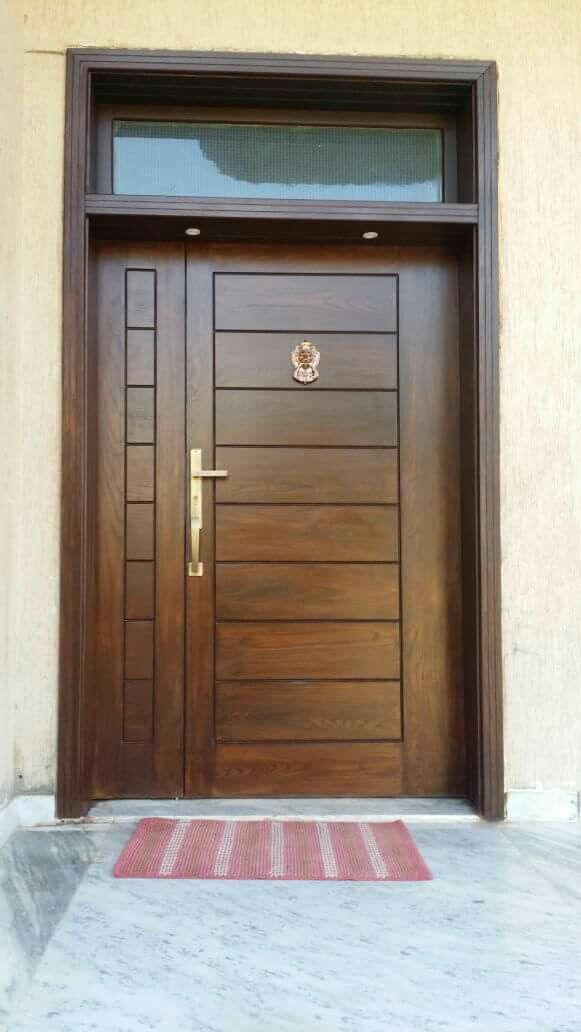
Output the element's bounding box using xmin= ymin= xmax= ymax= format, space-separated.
xmin=188 ymin=449 xmax=228 ymax=577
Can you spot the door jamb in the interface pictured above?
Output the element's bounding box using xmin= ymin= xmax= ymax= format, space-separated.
xmin=58 ymin=49 xmax=501 ymax=819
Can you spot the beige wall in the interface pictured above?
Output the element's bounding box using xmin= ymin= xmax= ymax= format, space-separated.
xmin=0 ymin=3 xmax=23 ymax=804
xmin=3 ymin=0 xmax=580 ymax=800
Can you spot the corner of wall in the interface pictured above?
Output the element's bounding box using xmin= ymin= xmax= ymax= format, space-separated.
xmin=505 ymin=789 xmax=580 ymax=822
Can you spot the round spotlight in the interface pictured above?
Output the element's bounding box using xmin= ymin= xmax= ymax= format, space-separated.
xmin=185 ymin=227 xmax=202 ymax=237
xmin=362 ymin=230 xmax=379 ymax=240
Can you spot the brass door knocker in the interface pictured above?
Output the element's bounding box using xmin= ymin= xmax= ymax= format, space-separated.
xmin=291 ymin=340 xmax=320 ymax=384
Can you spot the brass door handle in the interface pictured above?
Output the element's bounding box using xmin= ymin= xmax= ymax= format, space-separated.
xmin=188 ymin=449 xmax=228 ymax=577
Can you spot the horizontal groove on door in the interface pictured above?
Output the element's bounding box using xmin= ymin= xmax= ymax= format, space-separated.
xmin=212 ymin=742 xmax=405 ymax=796
xmin=214 ymin=273 xmax=397 ymax=332
xmin=215 ymin=332 xmax=398 ymax=390
xmin=216 ymin=622 xmax=400 ymax=680
xmin=216 ymin=563 xmax=400 ymax=620
xmin=216 ymin=504 xmax=399 ymax=561
xmin=215 ymin=680 xmax=402 ymax=742
xmin=216 ymin=448 xmax=399 ymax=503
xmin=216 ymin=390 xmax=398 ymax=447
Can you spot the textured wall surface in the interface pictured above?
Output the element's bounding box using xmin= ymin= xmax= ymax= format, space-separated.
xmin=3 ymin=0 xmax=580 ymax=797
xmin=0 ymin=3 xmax=23 ymax=804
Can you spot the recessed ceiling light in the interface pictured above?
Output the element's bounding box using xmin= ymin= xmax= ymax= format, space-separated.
xmin=185 ymin=227 xmax=201 ymax=236
xmin=362 ymin=230 xmax=379 ymax=240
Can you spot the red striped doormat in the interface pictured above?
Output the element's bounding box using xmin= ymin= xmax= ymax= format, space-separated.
xmin=113 ymin=818 xmax=432 ymax=881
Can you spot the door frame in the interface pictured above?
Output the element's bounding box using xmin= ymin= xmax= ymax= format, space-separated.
xmin=58 ymin=49 xmax=501 ymax=818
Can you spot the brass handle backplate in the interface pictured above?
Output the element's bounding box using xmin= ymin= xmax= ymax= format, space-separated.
xmin=188 ymin=448 xmax=228 ymax=577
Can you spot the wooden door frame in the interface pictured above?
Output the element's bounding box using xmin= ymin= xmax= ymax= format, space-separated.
xmin=58 ymin=49 xmax=501 ymax=818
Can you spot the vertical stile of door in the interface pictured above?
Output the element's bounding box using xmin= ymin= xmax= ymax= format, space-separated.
xmin=88 ymin=243 xmax=186 ymax=799
xmin=395 ymin=274 xmax=405 ymax=744
xmin=185 ymin=250 xmax=216 ymax=795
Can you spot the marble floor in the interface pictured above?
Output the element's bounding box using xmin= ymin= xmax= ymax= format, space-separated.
xmin=88 ymin=795 xmax=477 ymax=820
xmin=1 ymin=815 xmax=580 ymax=1032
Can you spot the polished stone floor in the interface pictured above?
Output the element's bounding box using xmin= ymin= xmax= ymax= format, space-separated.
xmin=1 ymin=815 xmax=580 ymax=1031
xmin=88 ymin=795 xmax=477 ymax=820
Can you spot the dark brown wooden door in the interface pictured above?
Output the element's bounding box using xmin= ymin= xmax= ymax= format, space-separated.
xmin=87 ymin=242 xmax=186 ymax=797
xmin=87 ymin=240 xmax=465 ymax=799
xmin=185 ymin=243 xmax=465 ymax=797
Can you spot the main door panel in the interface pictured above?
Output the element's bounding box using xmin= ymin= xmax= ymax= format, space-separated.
xmin=87 ymin=241 xmax=466 ymax=799
xmin=186 ymin=244 xmax=465 ymax=797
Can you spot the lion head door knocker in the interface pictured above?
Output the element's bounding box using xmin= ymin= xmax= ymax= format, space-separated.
xmin=291 ymin=340 xmax=320 ymax=384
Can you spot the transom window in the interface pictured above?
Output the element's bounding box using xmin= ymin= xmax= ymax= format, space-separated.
xmin=112 ymin=120 xmax=444 ymax=202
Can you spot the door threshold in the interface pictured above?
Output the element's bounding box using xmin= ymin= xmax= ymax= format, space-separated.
xmin=86 ymin=798 xmax=478 ymax=822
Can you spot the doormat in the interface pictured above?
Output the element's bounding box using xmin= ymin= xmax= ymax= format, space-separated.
xmin=113 ymin=818 xmax=432 ymax=881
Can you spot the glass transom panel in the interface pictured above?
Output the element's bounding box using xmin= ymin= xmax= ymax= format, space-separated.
xmin=112 ymin=121 xmax=443 ymax=202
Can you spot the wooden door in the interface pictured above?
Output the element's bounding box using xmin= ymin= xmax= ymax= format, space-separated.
xmin=86 ymin=242 xmax=186 ymax=797
xmin=185 ymin=244 xmax=465 ymax=798
xmin=87 ymin=240 xmax=465 ymax=799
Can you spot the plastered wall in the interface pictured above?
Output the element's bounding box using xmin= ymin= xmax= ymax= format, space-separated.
xmin=2 ymin=0 xmax=580 ymax=799
xmin=0 ymin=3 xmax=23 ymax=804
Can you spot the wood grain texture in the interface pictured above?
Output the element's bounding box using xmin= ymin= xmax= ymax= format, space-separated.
xmin=126 ymin=503 xmax=154 ymax=560
xmin=126 ymin=446 xmax=154 ymax=501
xmin=87 ymin=241 xmax=185 ymax=800
xmin=216 ymin=390 xmax=397 ymax=447
xmin=212 ymin=742 xmax=404 ymax=796
xmin=215 ymin=332 xmax=398 ymax=389
xmin=126 ymin=387 xmax=154 ymax=443
xmin=127 ymin=329 xmax=155 ymax=385
xmin=216 ymin=681 xmax=402 ymax=741
xmin=216 ymin=447 xmax=398 ymax=503
xmin=126 ymin=269 xmax=155 ymax=327
xmin=184 ymin=251 xmax=215 ymax=796
xmin=216 ymin=621 xmax=400 ymax=680
xmin=459 ymin=244 xmax=478 ymax=803
xmin=398 ymin=253 xmax=465 ymax=795
xmin=125 ymin=562 xmax=155 ymax=619
xmin=90 ymin=242 xmax=126 ymax=795
xmin=214 ymin=273 xmax=397 ymax=331
xmin=476 ymin=65 xmax=504 ymax=819
xmin=216 ymin=563 xmax=400 ymax=620
xmin=153 ymin=241 xmax=187 ymax=793
xmin=58 ymin=49 xmax=90 ymax=816
xmin=215 ymin=504 xmax=399 ymax=561
xmin=123 ymin=680 xmax=154 ymax=742
xmin=125 ymin=621 xmax=154 ymax=679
